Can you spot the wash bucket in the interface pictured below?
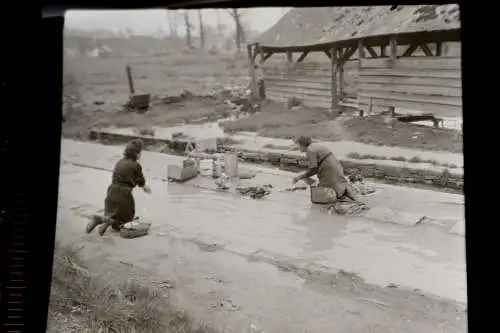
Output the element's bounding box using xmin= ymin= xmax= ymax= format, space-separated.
xmin=310 ymin=186 xmax=337 ymax=204
xmin=224 ymin=153 xmax=238 ymax=178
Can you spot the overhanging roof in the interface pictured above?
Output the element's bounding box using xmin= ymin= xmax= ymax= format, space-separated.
xmin=253 ymin=28 xmax=461 ymax=54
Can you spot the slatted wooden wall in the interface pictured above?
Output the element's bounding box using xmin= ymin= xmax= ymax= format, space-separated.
xmin=358 ymin=57 xmax=462 ymax=117
xmin=261 ymin=62 xmax=332 ymax=109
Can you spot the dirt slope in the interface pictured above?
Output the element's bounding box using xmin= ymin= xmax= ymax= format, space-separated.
xmin=255 ymin=5 xmax=460 ymax=46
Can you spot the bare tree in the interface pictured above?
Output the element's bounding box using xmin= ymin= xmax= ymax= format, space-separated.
xmin=166 ymin=10 xmax=179 ymax=40
xmin=197 ymin=10 xmax=205 ymax=49
xmin=227 ymin=9 xmax=246 ymax=53
xmin=183 ymin=10 xmax=193 ymax=48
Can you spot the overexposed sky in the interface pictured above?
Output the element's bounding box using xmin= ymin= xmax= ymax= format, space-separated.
xmin=65 ymin=8 xmax=290 ymax=35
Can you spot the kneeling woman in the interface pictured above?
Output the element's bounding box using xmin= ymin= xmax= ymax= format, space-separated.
xmin=86 ymin=139 xmax=151 ymax=236
xmin=293 ymin=136 xmax=356 ymax=202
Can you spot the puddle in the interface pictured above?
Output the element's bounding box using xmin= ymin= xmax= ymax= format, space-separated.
xmin=59 ymin=160 xmax=467 ymax=303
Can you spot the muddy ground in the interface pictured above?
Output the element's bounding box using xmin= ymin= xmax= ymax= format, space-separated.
xmin=63 ymin=52 xmax=462 ymax=154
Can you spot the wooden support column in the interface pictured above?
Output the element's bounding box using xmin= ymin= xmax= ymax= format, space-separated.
xmin=286 ymin=51 xmax=293 ymax=62
xmin=257 ymin=43 xmax=264 ymax=63
xmin=337 ymin=49 xmax=344 ymax=100
xmin=357 ymin=41 xmax=365 ymax=117
xmin=330 ymin=47 xmax=338 ymax=111
xmin=435 ymin=42 xmax=443 ymax=56
xmin=358 ymin=40 xmax=365 ymax=60
xmin=247 ymin=44 xmax=257 ymax=100
xmin=388 ymin=36 xmax=398 ymax=117
xmin=389 ymin=36 xmax=397 ymax=63
xmin=380 ymin=45 xmax=386 ymax=57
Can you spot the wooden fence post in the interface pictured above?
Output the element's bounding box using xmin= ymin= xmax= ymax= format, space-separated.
xmin=126 ymin=64 xmax=135 ymax=95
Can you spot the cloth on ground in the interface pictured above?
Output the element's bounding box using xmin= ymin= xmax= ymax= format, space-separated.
xmin=120 ymin=220 xmax=152 ymax=239
xmin=237 ymin=185 xmax=272 ymax=199
xmin=327 ymin=199 xmax=370 ymax=217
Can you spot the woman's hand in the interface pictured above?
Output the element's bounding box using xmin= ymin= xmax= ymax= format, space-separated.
xmin=143 ymin=185 xmax=152 ymax=194
xmin=292 ymin=176 xmax=300 ymax=184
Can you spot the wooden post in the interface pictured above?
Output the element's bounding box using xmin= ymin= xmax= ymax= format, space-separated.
xmin=126 ymin=64 xmax=135 ymax=95
xmin=257 ymin=43 xmax=264 ymax=63
xmin=435 ymin=42 xmax=443 ymax=56
xmin=357 ymin=40 xmax=365 ymax=117
xmin=247 ymin=44 xmax=257 ymax=100
xmin=389 ymin=36 xmax=397 ymax=61
xmin=286 ymin=51 xmax=293 ymax=63
xmin=338 ymin=60 xmax=344 ymax=100
xmin=358 ymin=40 xmax=365 ymax=60
xmin=330 ymin=47 xmax=338 ymax=111
xmin=380 ymin=45 xmax=386 ymax=57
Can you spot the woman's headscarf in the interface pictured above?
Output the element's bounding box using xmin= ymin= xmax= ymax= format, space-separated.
xmin=124 ymin=139 xmax=144 ymax=160
xmin=294 ymin=135 xmax=312 ymax=147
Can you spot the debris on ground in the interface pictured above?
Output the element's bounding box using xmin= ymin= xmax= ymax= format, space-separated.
xmin=236 ymin=185 xmax=272 ymax=199
xmin=215 ymin=173 xmax=231 ymax=190
xmin=134 ymin=126 xmax=156 ymax=136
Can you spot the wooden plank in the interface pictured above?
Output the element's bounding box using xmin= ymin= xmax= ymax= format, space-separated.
xmin=263 ymin=69 xmax=332 ymax=78
xmin=262 ymin=62 xmax=331 ymax=70
xmin=420 ymin=44 xmax=433 ymax=57
xmin=358 ymin=75 xmax=461 ymax=88
xmin=361 ymin=57 xmax=461 ymax=70
xmin=357 ymin=97 xmax=462 ymax=117
xmin=358 ymin=83 xmax=461 ymax=97
xmin=262 ymin=65 xmax=331 ymax=72
xmin=266 ymin=92 xmax=331 ymax=109
xmin=266 ymin=89 xmax=331 ymax=101
xmin=296 ymin=51 xmax=309 ymax=62
xmin=264 ymin=76 xmax=333 ymax=84
xmin=358 ymin=90 xmax=462 ymax=106
xmin=265 ymin=80 xmax=331 ymax=91
xmin=267 ymin=87 xmax=331 ymax=98
xmin=359 ymin=68 xmax=461 ymax=79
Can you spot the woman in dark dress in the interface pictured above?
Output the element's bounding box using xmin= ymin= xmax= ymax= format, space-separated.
xmin=86 ymin=139 xmax=151 ymax=236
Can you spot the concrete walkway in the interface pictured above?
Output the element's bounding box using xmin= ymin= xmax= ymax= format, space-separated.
xmin=59 ymin=139 xmax=466 ymax=303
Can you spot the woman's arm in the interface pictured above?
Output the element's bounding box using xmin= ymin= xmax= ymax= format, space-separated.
xmin=295 ymin=167 xmax=318 ymax=182
xmin=294 ymin=150 xmax=319 ymax=182
xmin=135 ymin=163 xmax=146 ymax=188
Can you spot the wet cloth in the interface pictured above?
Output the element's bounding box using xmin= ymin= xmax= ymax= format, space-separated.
xmin=306 ymin=143 xmax=349 ymax=198
xmin=311 ymin=186 xmax=370 ymax=217
xmin=327 ymin=199 xmax=370 ymax=217
xmin=236 ymin=185 xmax=272 ymax=199
xmin=120 ymin=221 xmax=152 ymax=239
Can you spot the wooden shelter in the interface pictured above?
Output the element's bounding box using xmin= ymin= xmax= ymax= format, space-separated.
xmin=247 ymin=6 xmax=462 ymax=117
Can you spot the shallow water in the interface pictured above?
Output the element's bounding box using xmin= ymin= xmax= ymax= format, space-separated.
xmin=58 ymin=142 xmax=467 ymax=303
